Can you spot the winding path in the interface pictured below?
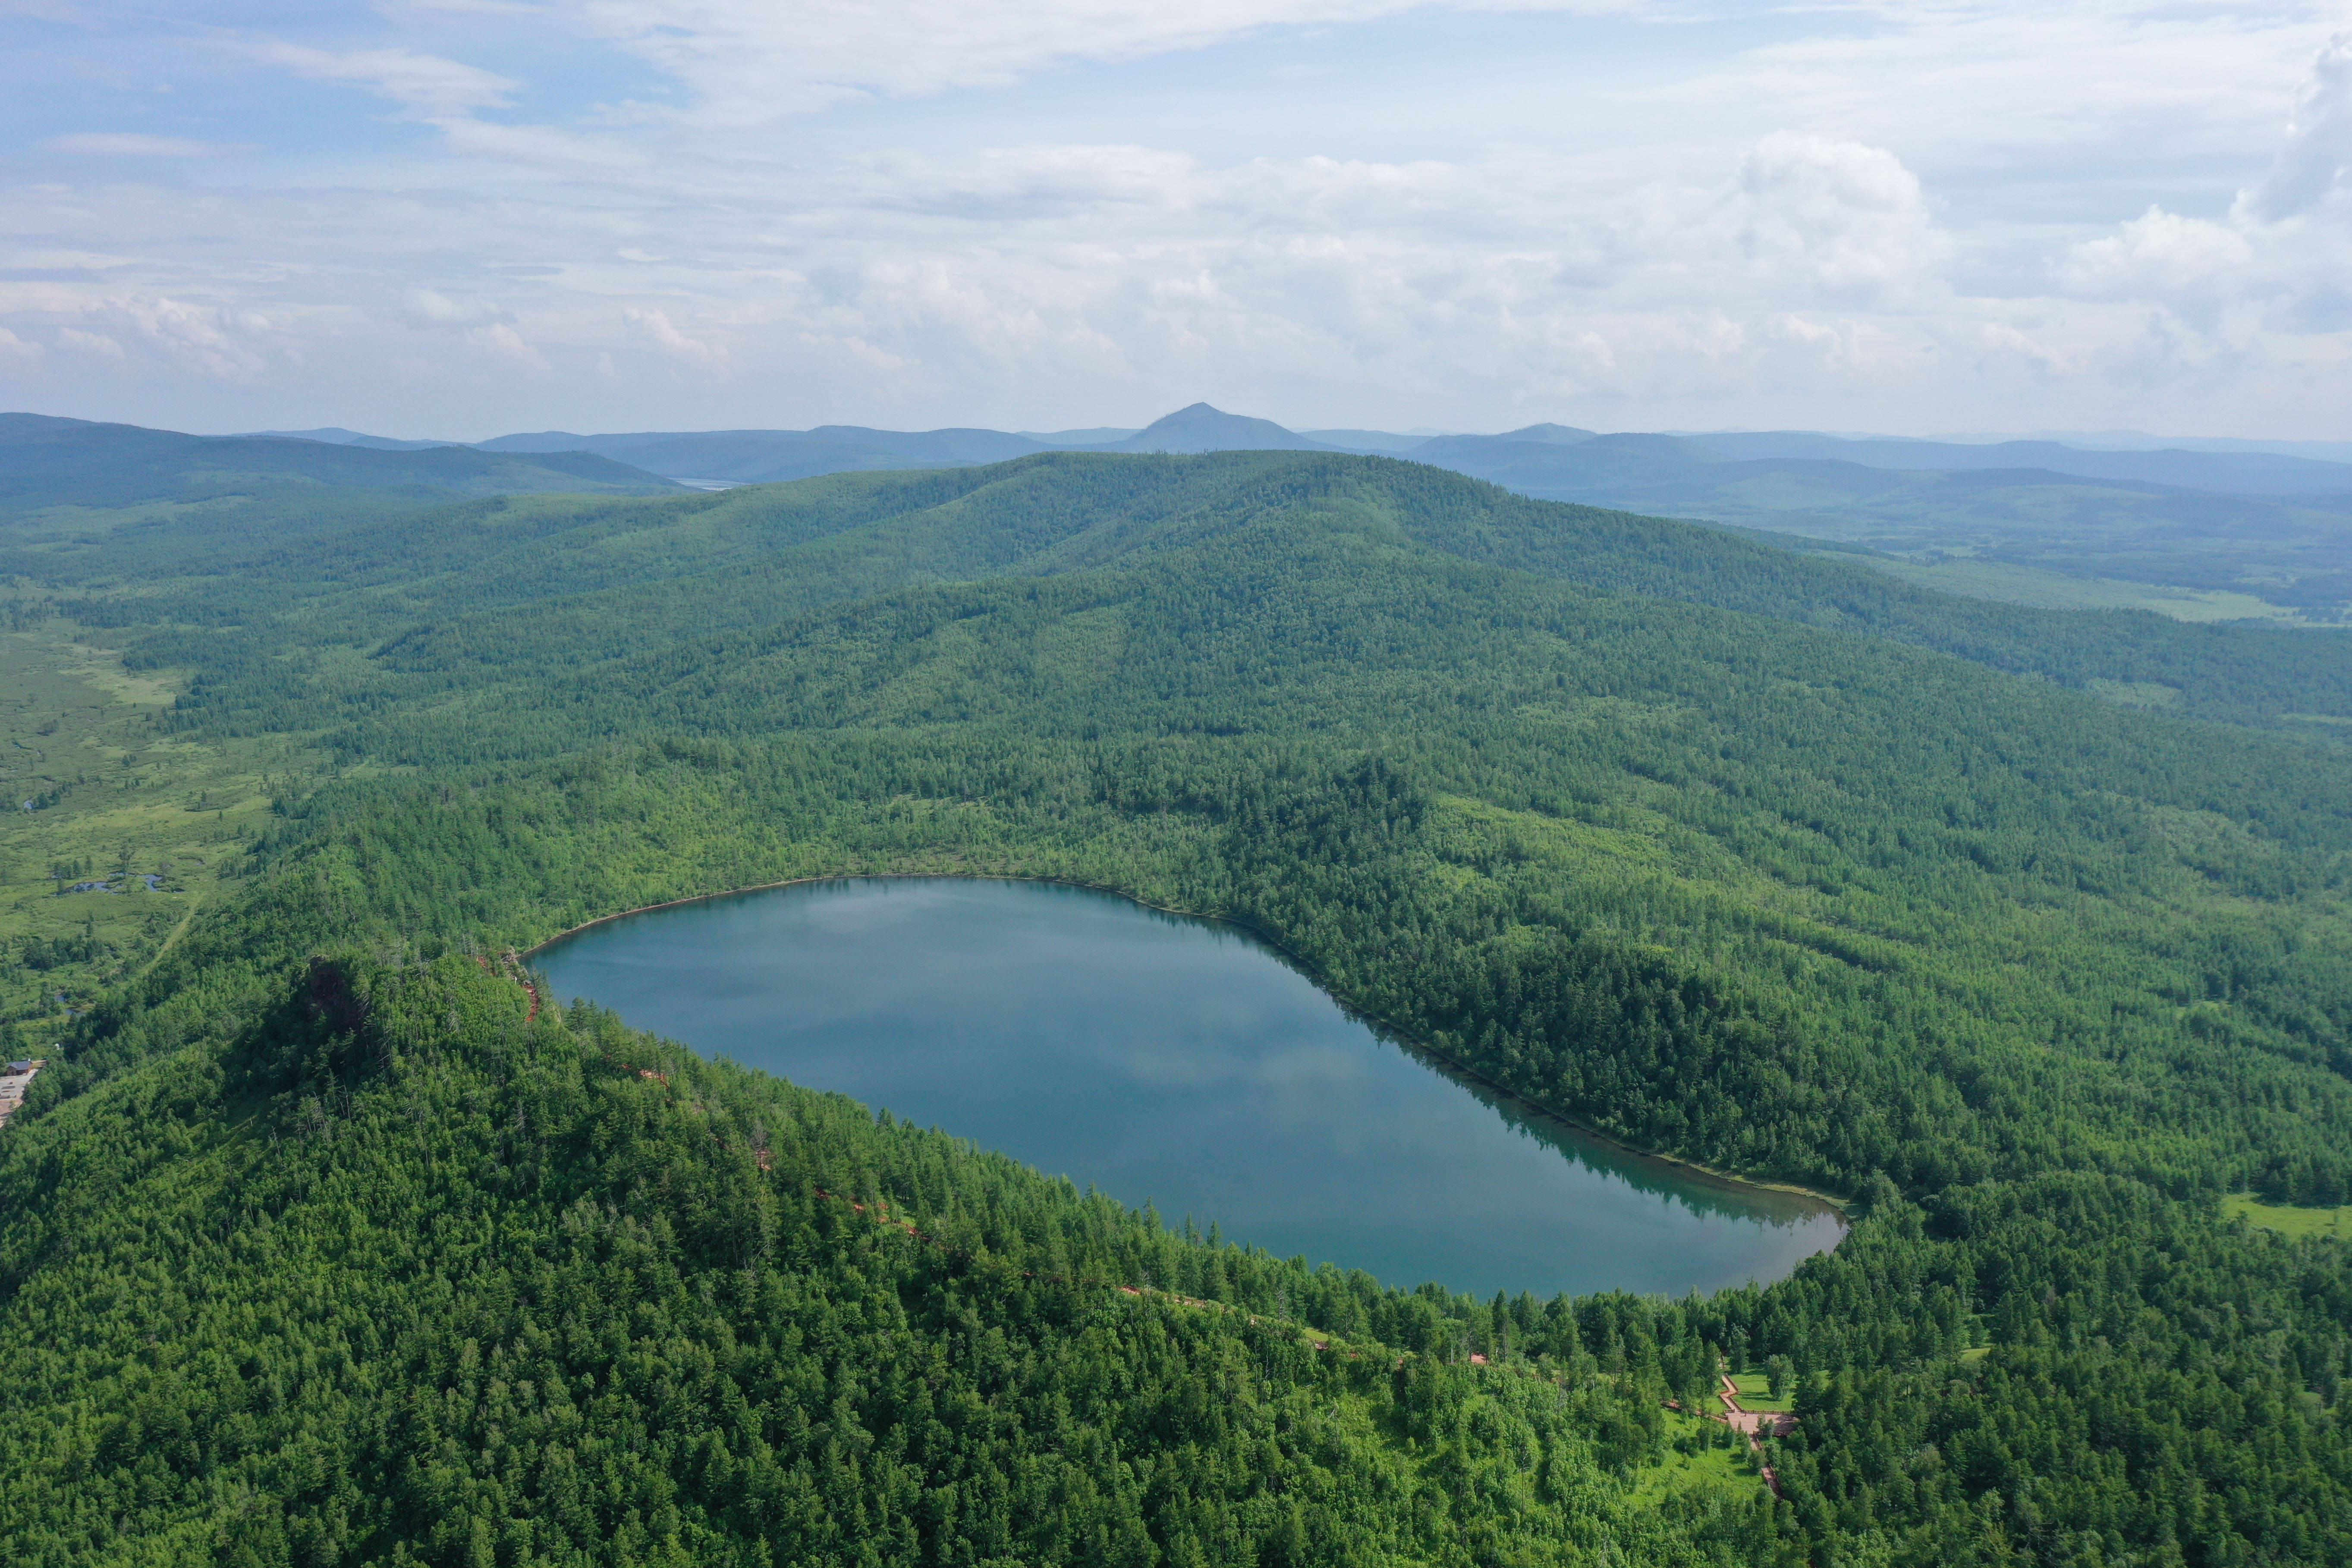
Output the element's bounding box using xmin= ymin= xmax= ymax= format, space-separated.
xmin=1716 ymin=1373 xmax=1792 ymax=1496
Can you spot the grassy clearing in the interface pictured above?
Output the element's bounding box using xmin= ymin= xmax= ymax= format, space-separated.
xmin=2087 ymin=679 xmax=2183 ymax=709
xmin=0 ymin=622 xmax=333 ymax=1036
xmin=1842 ymin=555 xmax=2336 ymax=625
xmin=2224 ymin=1193 xmax=2352 ymax=1241
xmin=1629 ymin=1409 xmax=1766 ymax=1506
xmin=1724 ymin=1372 xmax=1793 ymax=1414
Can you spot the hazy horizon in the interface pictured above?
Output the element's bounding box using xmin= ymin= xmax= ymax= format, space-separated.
xmin=60 ymin=409 xmax=2352 ymax=462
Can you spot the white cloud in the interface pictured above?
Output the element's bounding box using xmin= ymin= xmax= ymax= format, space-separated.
xmin=1734 ymin=133 xmax=1946 ymax=305
xmin=2050 ymin=31 xmax=2352 ymax=336
xmin=475 ymin=128 xmax=650 ymax=177
xmin=39 ymin=295 xmax=284 ymax=380
xmin=257 ymin=43 xmax=517 ymax=120
xmin=55 ymin=325 xmax=128 ymax=361
xmin=2240 ymin=29 xmax=2352 ymax=222
xmin=2058 ymin=206 xmax=2255 ymax=302
xmin=1972 ymin=322 xmax=2075 ymax=379
xmin=466 ymin=321 xmax=553 ymax=374
xmin=402 ymin=288 xmax=509 ymax=328
xmin=622 ymin=305 xmax=728 ymax=369
xmin=43 ymin=133 xmax=252 ymax=157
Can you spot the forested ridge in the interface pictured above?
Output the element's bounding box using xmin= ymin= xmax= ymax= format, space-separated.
xmin=13 ymin=454 xmax=2351 ymax=740
xmin=3 ymin=451 xmax=2349 ymax=1565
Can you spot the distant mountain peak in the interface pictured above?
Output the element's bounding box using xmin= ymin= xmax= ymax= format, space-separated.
xmin=1113 ymin=404 xmax=1332 ymax=454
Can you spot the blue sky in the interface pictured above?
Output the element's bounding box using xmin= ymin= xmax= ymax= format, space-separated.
xmin=3 ymin=2 xmax=2348 ymax=439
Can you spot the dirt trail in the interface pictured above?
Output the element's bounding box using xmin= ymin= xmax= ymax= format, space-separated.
xmin=1716 ymin=1373 xmax=1792 ymax=1496
xmin=478 ymin=950 xmax=541 ymax=1021
xmin=502 ymin=951 xmax=540 ymax=1021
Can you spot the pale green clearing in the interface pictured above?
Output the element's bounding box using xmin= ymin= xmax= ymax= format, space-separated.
xmin=2087 ymin=679 xmax=2182 ymax=709
xmin=2224 ymin=1193 xmax=2352 ymax=1241
xmin=1629 ymin=1409 xmax=1767 ymax=1506
xmin=0 ymin=623 xmax=336 ymax=1036
xmin=1724 ymin=1372 xmax=1793 ymax=1414
xmin=1842 ymin=555 xmax=2339 ymax=625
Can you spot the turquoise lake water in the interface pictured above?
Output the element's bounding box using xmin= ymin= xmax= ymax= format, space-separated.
xmin=537 ymin=876 xmax=1843 ymax=1299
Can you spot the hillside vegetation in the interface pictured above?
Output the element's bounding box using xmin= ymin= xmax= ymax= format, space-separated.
xmin=3 ymin=451 xmax=2349 ymax=1566
xmin=11 ymin=453 xmax=2349 ymax=738
xmin=226 ymin=408 xmax=2352 ymax=617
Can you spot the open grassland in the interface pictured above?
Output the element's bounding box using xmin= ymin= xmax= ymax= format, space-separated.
xmin=1841 ymin=553 xmax=2343 ymax=625
xmin=1724 ymin=1372 xmax=1794 ymax=1414
xmin=2224 ymin=1192 xmax=2352 ymax=1241
xmin=0 ymin=622 xmax=332 ymax=1034
xmin=1628 ymin=1408 xmax=1769 ymax=1507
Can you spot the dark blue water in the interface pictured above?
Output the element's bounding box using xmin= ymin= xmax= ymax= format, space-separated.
xmin=538 ymin=877 xmax=1843 ymax=1298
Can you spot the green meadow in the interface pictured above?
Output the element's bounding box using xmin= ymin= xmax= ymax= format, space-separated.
xmin=0 ymin=623 xmax=333 ymax=1034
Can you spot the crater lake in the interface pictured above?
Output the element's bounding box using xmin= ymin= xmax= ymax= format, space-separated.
xmin=537 ymin=876 xmax=1844 ymax=1298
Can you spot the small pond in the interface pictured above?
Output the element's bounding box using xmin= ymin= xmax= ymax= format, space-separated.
xmin=538 ymin=877 xmax=1843 ymax=1299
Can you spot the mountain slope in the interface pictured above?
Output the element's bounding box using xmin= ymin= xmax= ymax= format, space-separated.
xmin=1093 ymin=402 xmax=1338 ymax=454
xmin=47 ymin=452 xmax=2345 ymax=738
xmin=440 ymin=402 xmax=2352 ymax=616
xmin=179 ymin=407 xmax=2350 ymax=617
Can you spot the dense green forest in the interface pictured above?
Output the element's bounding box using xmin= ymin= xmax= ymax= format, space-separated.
xmin=11 ymin=452 xmax=2348 ymax=738
xmin=3 ymin=451 xmax=2349 ymax=1565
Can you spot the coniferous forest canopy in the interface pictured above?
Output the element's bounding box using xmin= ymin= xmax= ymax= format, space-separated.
xmin=2 ymin=446 xmax=2350 ymax=1566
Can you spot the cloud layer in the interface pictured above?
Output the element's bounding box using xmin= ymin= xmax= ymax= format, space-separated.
xmin=3 ymin=3 xmax=2349 ymax=437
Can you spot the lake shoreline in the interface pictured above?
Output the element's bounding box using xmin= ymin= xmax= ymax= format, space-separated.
xmin=527 ymin=870 xmax=1852 ymax=1226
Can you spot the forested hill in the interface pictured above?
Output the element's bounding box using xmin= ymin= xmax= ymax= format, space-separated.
xmin=21 ymin=451 xmax=2352 ymax=739
xmin=2 ymin=449 xmax=2349 ymax=1565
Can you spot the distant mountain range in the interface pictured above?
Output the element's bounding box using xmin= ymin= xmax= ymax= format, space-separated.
xmin=1401 ymin=429 xmax=2352 ymax=619
xmin=1 ymin=412 xmax=682 ymax=509
xmin=25 ymin=402 xmax=2352 ymax=618
xmin=467 ymin=402 xmax=1337 ymax=481
xmin=1921 ymin=430 xmax=2352 ymax=464
xmin=248 ymin=405 xmax=2352 ymax=500
xmin=1670 ymin=431 xmax=2352 ymax=498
